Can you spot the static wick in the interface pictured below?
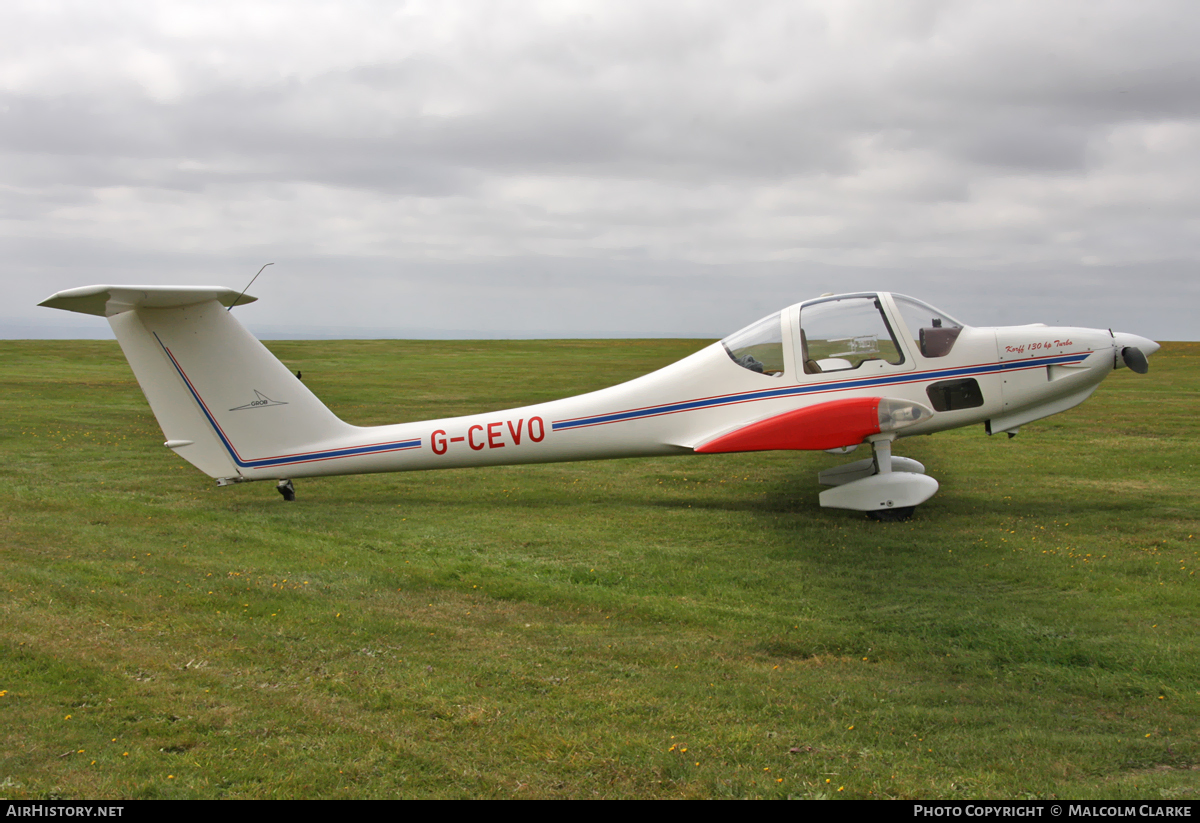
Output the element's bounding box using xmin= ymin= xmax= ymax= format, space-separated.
xmin=228 ymin=263 xmax=274 ymax=311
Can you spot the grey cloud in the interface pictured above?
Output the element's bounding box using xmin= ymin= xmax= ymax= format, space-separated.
xmin=2 ymin=0 xmax=1197 ymax=341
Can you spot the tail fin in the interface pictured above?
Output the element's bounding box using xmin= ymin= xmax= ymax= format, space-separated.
xmin=40 ymin=285 xmax=354 ymax=481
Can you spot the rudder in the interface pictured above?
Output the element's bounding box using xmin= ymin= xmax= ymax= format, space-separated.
xmin=41 ymin=285 xmax=354 ymax=481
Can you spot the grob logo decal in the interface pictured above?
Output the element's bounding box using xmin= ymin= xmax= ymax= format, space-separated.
xmin=229 ymin=390 xmax=288 ymax=411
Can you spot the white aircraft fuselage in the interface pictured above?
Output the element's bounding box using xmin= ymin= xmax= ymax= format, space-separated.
xmin=40 ymin=286 xmax=1157 ymax=519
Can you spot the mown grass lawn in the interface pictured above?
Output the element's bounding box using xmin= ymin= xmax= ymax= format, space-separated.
xmin=1 ymin=339 xmax=1196 ymax=799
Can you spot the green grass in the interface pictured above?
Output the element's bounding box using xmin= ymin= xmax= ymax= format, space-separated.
xmin=1 ymin=338 xmax=1197 ymax=799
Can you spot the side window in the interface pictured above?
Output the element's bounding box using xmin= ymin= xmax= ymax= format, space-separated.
xmin=721 ymin=312 xmax=785 ymax=377
xmin=798 ymin=297 xmax=903 ymax=374
xmin=893 ymin=295 xmax=963 ymax=359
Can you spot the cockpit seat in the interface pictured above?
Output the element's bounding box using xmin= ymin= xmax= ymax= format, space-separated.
xmin=800 ymin=329 xmax=823 ymax=374
xmin=919 ymin=326 xmax=962 ymax=358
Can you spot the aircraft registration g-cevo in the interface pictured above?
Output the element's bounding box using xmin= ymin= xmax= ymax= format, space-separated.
xmin=40 ymin=285 xmax=1158 ymax=520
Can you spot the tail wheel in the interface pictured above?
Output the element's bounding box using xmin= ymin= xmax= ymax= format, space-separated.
xmin=276 ymin=479 xmax=296 ymax=501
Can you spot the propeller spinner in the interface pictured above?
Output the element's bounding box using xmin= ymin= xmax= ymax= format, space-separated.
xmin=1112 ymin=332 xmax=1159 ymax=374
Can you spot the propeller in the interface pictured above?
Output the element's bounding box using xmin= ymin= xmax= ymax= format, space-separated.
xmin=1122 ymin=346 xmax=1150 ymax=374
xmin=1112 ymin=332 xmax=1159 ymax=374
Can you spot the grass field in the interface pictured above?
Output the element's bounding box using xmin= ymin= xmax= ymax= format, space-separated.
xmin=1 ymin=338 xmax=1196 ymax=799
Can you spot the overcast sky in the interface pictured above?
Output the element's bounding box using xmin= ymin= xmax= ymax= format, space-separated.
xmin=4 ymin=0 xmax=1198 ymax=340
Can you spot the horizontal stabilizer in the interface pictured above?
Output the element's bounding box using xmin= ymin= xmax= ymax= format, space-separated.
xmin=39 ymin=285 xmax=256 ymax=317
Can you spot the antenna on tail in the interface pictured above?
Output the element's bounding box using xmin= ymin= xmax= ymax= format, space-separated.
xmin=228 ymin=263 xmax=273 ymax=311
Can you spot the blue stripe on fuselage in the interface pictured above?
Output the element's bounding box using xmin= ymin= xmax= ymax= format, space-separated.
xmin=551 ymin=352 xmax=1093 ymax=431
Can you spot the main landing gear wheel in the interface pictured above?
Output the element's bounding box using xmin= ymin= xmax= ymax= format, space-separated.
xmin=818 ymin=434 xmax=939 ymax=520
xmin=867 ymin=505 xmax=915 ymax=522
xmin=276 ymin=479 xmax=295 ymax=501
